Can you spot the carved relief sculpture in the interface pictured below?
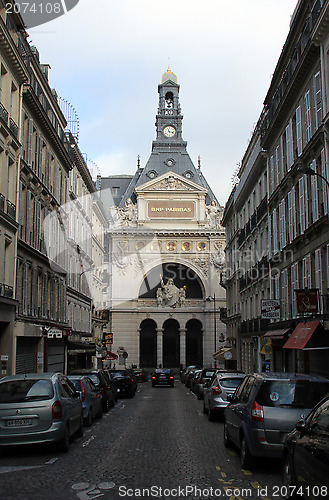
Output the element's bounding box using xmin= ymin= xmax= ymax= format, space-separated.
xmin=157 ymin=275 xmax=186 ymax=307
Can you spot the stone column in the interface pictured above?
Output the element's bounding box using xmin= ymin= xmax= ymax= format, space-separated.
xmin=157 ymin=328 xmax=163 ymax=368
xmin=180 ymin=328 xmax=186 ymax=368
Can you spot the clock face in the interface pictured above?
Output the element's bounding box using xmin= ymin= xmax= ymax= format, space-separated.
xmin=163 ymin=125 xmax=176 ymax=138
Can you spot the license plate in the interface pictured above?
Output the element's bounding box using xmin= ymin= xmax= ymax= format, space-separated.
xmin=6 ymin=419 xmax=32 ymax=427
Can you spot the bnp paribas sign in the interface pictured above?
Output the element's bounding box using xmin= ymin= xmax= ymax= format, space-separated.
xmin=5 ymin=1 xmax=80 ymax=28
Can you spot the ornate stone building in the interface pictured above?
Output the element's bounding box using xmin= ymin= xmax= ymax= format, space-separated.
xmin=98 ymin=69 xmax=227 ymax=370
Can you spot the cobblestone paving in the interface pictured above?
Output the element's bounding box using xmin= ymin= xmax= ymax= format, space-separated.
xmin=0 ymin=380 xmax=284 ymax=500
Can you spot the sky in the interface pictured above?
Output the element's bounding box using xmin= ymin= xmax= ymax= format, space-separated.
xmin=28 ymin=0 xmax=299 ymax=206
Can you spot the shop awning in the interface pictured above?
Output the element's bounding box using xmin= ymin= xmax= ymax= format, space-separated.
xmin=67 ymin=340 xmax=96 ymax=354
xmin=264 ymin=328 xmax=290 ymax=340
xmin=213 ymin=347 xmax=235 ymax=361
xmin=283 ymin=321 xmax=320 ymax=350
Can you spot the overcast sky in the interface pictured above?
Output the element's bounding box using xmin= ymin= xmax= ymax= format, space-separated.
xmin=29 ymin=0 xmax=298 ymax=205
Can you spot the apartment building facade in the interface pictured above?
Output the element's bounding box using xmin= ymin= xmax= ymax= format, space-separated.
xmin=222 ymin=0 xmax=329 ymax=377
xmin=0 ymin=2 xmax=107 ymax=376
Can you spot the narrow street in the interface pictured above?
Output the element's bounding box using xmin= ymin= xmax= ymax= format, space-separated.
xmin=0 ymin=379 xmax=284 ymax=500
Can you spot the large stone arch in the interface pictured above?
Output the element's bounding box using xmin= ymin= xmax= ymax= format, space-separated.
xmin=186 ymin=319 xmax=203 ymax=367
xmin=139 ymin=319 xmax=157 ymax=368
xmin=162 ymin=318 xmax=180 ymax=368
xmin=138 ymin=262 xmax=205 ymax=299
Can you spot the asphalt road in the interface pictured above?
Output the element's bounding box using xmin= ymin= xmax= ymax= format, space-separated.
xmin=0 ymin=379 xmax=285 ymax=500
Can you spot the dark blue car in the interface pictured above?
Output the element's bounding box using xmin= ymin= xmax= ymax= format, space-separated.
xmin=68 ymin=376 xmax=102 ymax=426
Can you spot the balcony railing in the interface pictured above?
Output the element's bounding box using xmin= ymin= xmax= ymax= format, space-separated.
xmin=0 ymin=102 xmax=9 ymax=125
xmin=0 ymin=192 xmax=5 ymax=212
xmin=0 ymin=283 xmax=13 ymax=299
xmin=9 ymin=118 xmax=18 ymax=139
xmin=6 ymin=200 xmax=16 ymax=220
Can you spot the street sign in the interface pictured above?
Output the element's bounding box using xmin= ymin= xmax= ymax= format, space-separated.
xmin=47 ymin=327 xmax=63 ymax=339
xmin=105 ymin=333 xmax=113 ymax=344
xmin=261 ymin=299 xmax=280 ymax=319
xmin=295 ymin=289 xmax=318 ymax=314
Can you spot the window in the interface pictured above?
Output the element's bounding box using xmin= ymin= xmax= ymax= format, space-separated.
xmin=288 ymin=188 xmax=296 ymax=242
xmin=286 ymin=119 xmax=294 ymax=170
xmin=279 ymin=199 xmax=287 ymax=250
xmin=304 ymin=90 xmax=312 ymax=142
xmin=111 ymin=187 xmax=120 ymax=197
xmin=272 ymin=208 xmax=278 ymax=254
xmin=302 ymin=254 xmax=312 ymax=289
xmin=315 ymin=249 xmax=323 ymax=313
xmin=296 ymin=105 xmax=302 ymax=156
xmin=299 ymin=176 xmax=309 ymax=233
xmin=310 ymin=159 xmax=320 ymax=222
xmin=291 ymin=263 xmax=299 ymax=317
xmin=320 ymin=149 xmax=328 ymax=214
xmin=313 ymin=72 xmax=322 ymax=129
xmin=281 ymin=269 xmax=289 ymax=320
xmin=269 ymin=155 xmax=275 ymax=193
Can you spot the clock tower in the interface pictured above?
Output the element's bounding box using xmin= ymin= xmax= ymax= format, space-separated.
xmin=120 ymin=68 xmax=218 ymax=204
xmin=153 ymin=67 xmax=187 ymax=151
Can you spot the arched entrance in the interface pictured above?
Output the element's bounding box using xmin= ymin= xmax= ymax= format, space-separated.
xmin=186 ymin=319 xmax=203 ymax=367
xmin=139 ymin=319 xmax=157 ymax=368
xmin=139 ymin=263 xmax=204 ymax=299
xmin=163 ymin=319 xmax=180 ymax=368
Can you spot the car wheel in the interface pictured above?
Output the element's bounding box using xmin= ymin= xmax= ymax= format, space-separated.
xmin=197 ymin=392 xmax=203 ymax=400
xmin=203 ymin=401 xmax=208 ymax=414
xmin=223 ymin=420 xmax=232 ymax=448
xmin=76 ymin=414 xmax=84 ymax=437
xmin=240 ymin=434 xmax=253 ymax=469
xmin=152 ymin=383 xmax=155 ymax=388
xmin=282 ymin=453 xmax=297 ymax=499
xmin=109 ymin=395 xmax=115 ymax=408
xmin=84 ymin=409 xmax=92 ymax=427
xmin=58 ymin=424 xmax=70 ymax=453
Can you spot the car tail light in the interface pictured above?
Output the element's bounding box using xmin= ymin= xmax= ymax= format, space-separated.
xmin=170 ymin=376 xmax=174 ymax=380
xmin=152 ymin=376 xmax=156 ymax=380
xmin=52 ymin=400 xmax=63 ymax=419
xmin=80 ymin=381 xmax=86 ymax=401
xmin=251 ymin=400 xmax=264 ymax=422
xmin=212 ymin=385 xmax=222 ymax=395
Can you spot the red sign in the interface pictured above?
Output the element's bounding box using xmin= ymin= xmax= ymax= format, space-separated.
xmin=295 ymin=289 xmax=318 ymax=314
xmin=105 ymin=352 xmax=118 ymax=360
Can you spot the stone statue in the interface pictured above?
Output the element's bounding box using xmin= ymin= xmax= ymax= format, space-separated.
xmin=118 ymin=198 xmax=137 ymax=226
xmin=206 ymin=200 xmax=223 ymax=229
xmin=157 ymin=275 xmax=186 ymax=307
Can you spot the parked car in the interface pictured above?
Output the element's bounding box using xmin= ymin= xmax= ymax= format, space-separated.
xmin=109 ymin=369 xmax=135 ymax=398
xmin=282 ymin=395 xmax=329 ymax=499
xmin=70 ymin=369 xmax=116 ymax=411
xmin=133 ymin=369 xmax=149 ymax=382
xmin=151 ymin=369 xmax=175 ymax=387
xmin=0 ymin=372 xmax=83 ymax=452
xmin=194 ymin=368 xmax=217 ymax=400
xmin=185 ymin=367 xmax=201 ymax=388
xmin=203 ymin=371 xmax=245 ymax=420
xmin=126 ymin=368 xmax=138 ymax=394
xmin=223 ymin=372 xmax=329 ymax=469
xmin=189 ymin=369 xmax=202 ymax=393
xmin=68 ymin=376 xmax=102 ymax=426
xmin=180 ymin=365 xmax=198 ymax=384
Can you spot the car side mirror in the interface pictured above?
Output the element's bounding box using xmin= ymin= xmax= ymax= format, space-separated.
xmin=227 ymin=394 xmax=234 ymax=402
xmin=295 ymin=419 xmax=306 ymax=432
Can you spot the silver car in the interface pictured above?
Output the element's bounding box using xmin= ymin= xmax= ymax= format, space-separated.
xmin=203 ymin=371 xmax=245 ymax=420
xmin=224 ymin=372 xmax=329 ymax=469
xmin=0 ymin=372 xmax=83 ymax=452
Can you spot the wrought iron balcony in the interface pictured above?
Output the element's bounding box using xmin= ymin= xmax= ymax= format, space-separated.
xmin=0 ymin=283 xmax=13 ymax=299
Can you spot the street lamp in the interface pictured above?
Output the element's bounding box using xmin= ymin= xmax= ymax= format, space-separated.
xmin=297 ymin=164 xmax=329 ymax=189
xmin=206 ymin=293 xmax=217 ymax=368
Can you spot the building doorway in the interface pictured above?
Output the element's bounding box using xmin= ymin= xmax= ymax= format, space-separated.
xmin=186 ymin=319 xmax=203 ymax=367
xmin=163 ymin=319 xmax=180 ymax=368
xmin=139 ymin=319 xmax=157 ymax=368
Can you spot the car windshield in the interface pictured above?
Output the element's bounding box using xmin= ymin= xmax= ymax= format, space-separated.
xmin=256 ymin=380 xmax=329 ymax=408
xmin=0 ymin=379 xmax=54 ymax=403
xmin=220 ymin=378 xmax=244 ymax=388
xmin=202 ymin=371 xmax=215 ymax=377
xmin=84 ymin=374 xmax=100 ymax=386
xmin=111 ymin=371 xmax=126 ymax=378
